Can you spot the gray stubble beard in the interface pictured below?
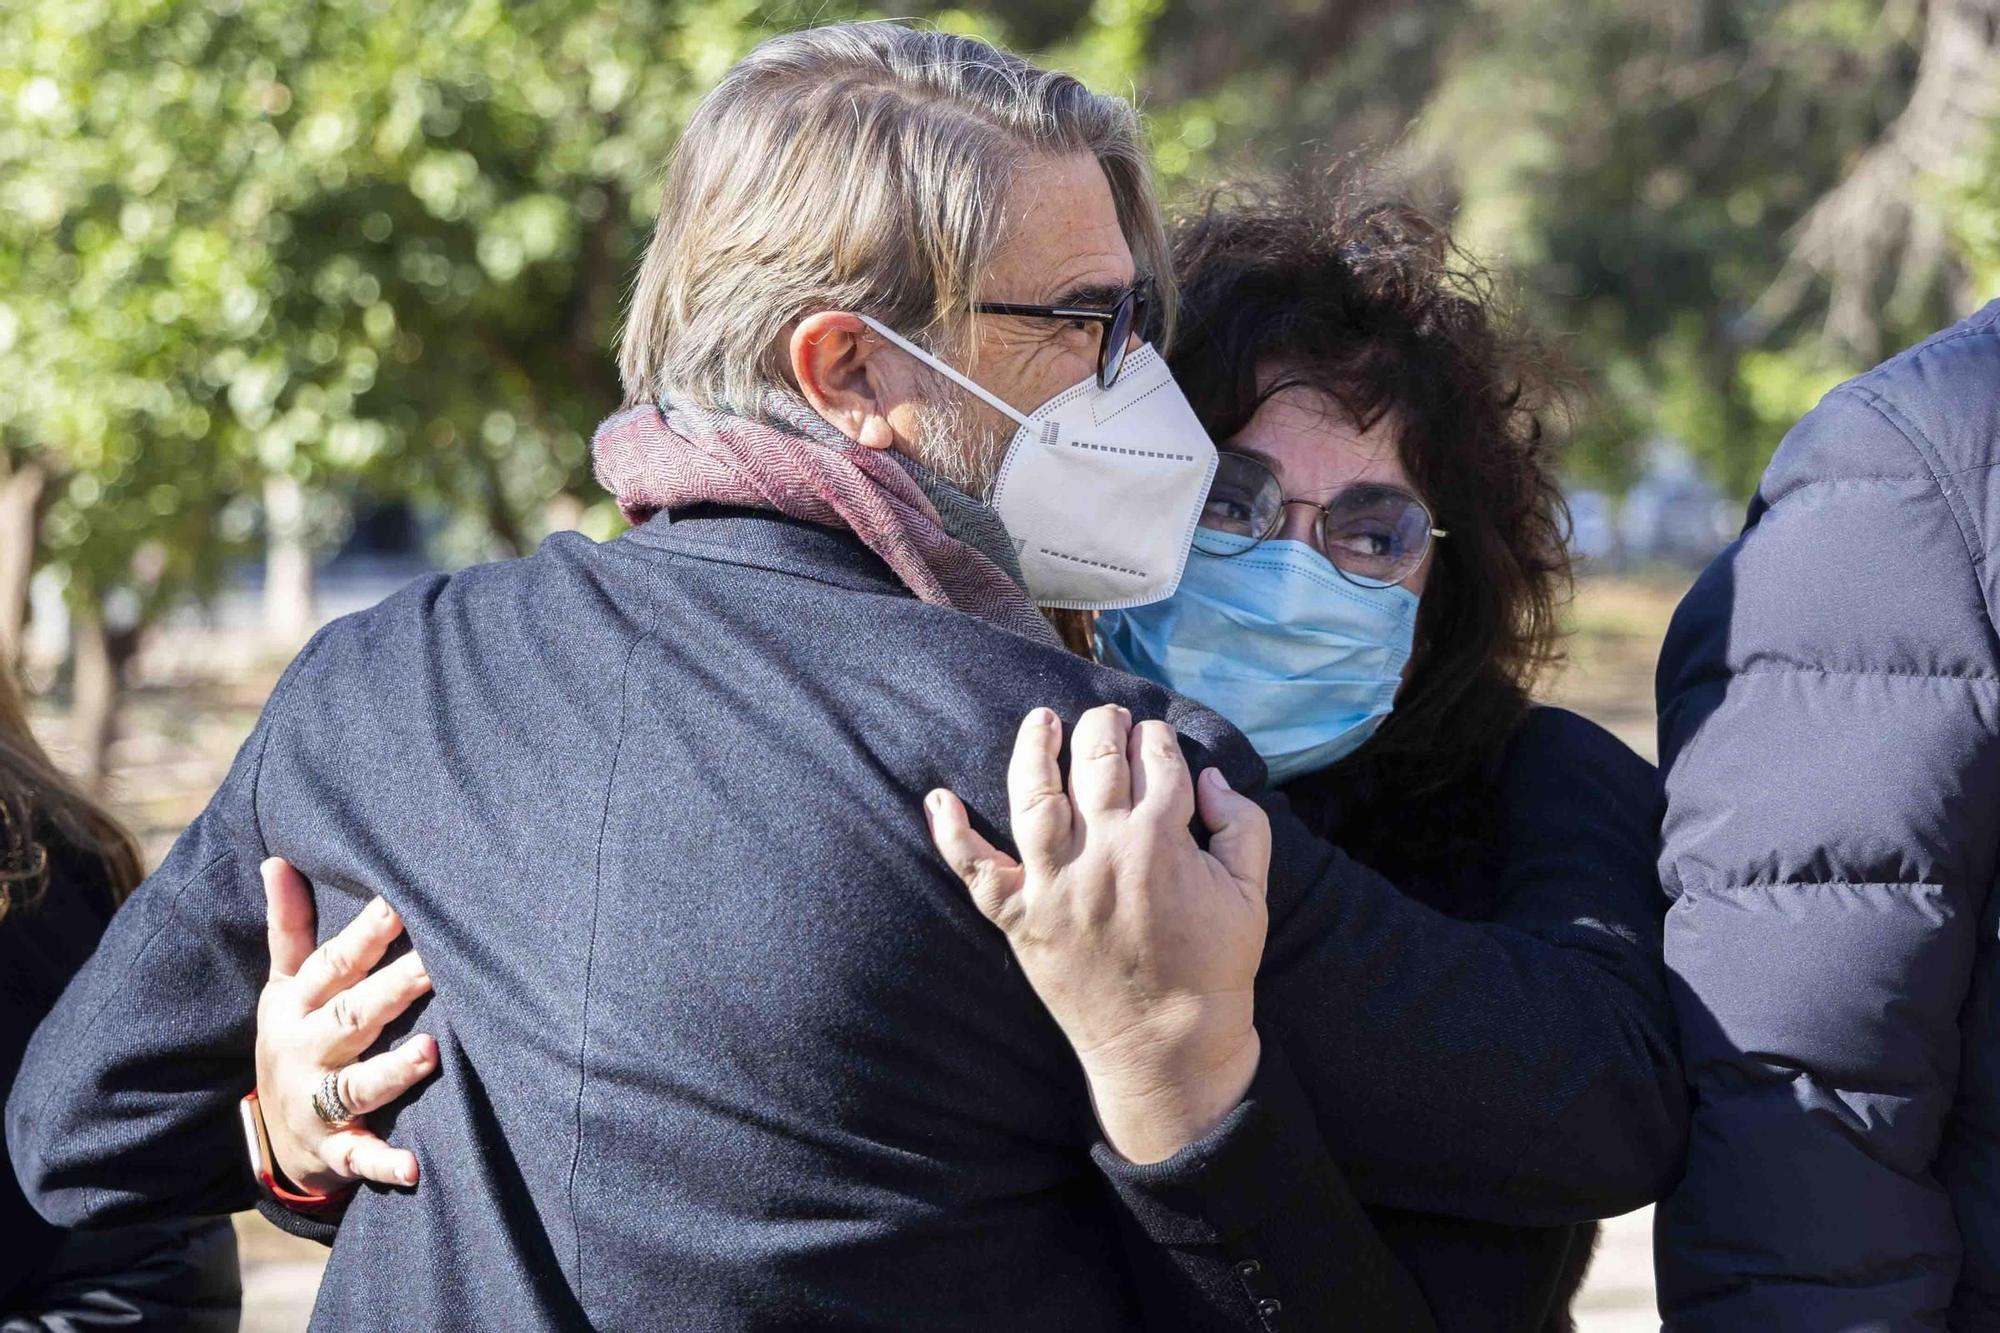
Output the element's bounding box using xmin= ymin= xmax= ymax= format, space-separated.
xmin=909 ymin=374 xmax=1012 ymax=501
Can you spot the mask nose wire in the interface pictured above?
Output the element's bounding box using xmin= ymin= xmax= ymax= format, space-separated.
xmin=856 ymin=314 xmax=1035 ymax=431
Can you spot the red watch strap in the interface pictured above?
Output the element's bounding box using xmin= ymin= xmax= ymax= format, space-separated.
xmin=240 ymin=1089 xmax=356 ymax=1213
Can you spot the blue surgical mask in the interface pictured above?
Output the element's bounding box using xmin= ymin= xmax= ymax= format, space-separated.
xmin=1095 ymin=530 xmax=1420 ymax=785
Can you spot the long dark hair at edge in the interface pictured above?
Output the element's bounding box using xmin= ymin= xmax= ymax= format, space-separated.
xmin=0 ymin=672 xmax=143 ymax=923
xmin=1152 ymin=183 xmax=1574 ymax=866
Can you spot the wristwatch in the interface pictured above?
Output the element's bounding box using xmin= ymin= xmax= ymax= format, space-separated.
xmin=239 ymin=1089 xmax=355 ymax=1213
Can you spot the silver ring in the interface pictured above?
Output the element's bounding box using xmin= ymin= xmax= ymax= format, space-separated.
xmin=311 ymin=1068 xmax=356 ymax=1128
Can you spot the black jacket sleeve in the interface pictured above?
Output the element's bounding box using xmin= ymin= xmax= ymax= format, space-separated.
xmin=254 ymin=1196 xmax=343 ymax=1247
xmin=3 ymin=1217 xmax=242 ymax=1331
xmin=1250 ymin=712 xmax=1682 ymax=1228
xmin=1093 ymin=1039 xmax=1435 ymax=1332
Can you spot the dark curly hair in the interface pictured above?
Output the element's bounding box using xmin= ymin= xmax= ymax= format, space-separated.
xmin=1156 ymin=185 xmax=1573 ymax=844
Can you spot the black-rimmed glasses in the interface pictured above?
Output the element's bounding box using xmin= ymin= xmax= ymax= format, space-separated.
xmin=1196 ymin=451 xmax=1446 ymax=589
xmin=972 ymin=281 xmax=1149 ymax=389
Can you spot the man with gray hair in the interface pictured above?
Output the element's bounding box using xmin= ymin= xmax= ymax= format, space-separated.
xmin=9 ymin=22 xmax=1678 ymax=1330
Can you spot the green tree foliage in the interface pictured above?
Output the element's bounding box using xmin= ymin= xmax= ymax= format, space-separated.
xmin=1420 ymin=0 xmax=1930 ymax=497
xmin=1102 ymin=0 xmax=1992 ymax=500
xmin=1946 ymin=99 xmax=2000 ymax=304
xmin=3 ymin=0 xmax=887 ymax=774
xmin=245 ymin=0 xmax=878 ymax=561
xmin=4 ymin=0 xmax=1997 ymax=779
xmin=2 ymin=0 xmax=270 ymax=632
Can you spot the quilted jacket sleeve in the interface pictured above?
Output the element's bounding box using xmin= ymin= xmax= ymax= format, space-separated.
xmin=1654 ymin=382 xmax=2000 ymax=1330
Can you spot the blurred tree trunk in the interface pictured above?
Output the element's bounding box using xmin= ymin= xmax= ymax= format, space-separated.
xmin=70 ymin=600 xmax=140 ymax=794
xmin=468 ymin=439 xmax=529 ymax=559
xmin=557 ymin=179 xmax=625 ymax=397
xmin=1757 ymin=0 xmax=2000 ymax=358
xmin=0 ymin=453 xmax=44 ymax=677
xmin=263 ymin=473 xmax=315 ymax=646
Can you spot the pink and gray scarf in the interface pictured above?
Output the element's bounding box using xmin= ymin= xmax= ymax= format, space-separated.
xmin=591 ymin=392 xmax=1056 ymax=645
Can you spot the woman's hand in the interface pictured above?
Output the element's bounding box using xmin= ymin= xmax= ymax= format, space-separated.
xmin=255 ymin=857 xmax=439 ymax=1196
xmin=924 ymin=704 xmax=1272 ymax=1164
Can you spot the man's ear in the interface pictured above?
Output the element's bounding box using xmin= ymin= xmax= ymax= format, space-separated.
xmin=790 ymin=312 xmax=899 ymax=451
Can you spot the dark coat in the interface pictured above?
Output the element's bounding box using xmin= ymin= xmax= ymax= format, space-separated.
xmin=255 ymin=710 xmax=1668 ymax=1333
xmin=1298 ymin=707 xmax=1666 ymax=1332
xmin=1655 ymin=299 xmax=2000 ymax=1329
xmin=9 ymin=508 xmax=1683 ymax=1330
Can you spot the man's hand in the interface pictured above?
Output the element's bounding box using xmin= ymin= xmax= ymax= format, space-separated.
xmin=255 ymin=858 xmax=439 ymax=1196
xmin=925 ymin=704 xmax=1272 ymax=1164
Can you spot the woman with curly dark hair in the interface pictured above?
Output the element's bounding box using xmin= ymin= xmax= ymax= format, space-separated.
xmin=1124 ymin=187 xmax=1578 ymax=884
xmin=924 ymin=187 xmax=1676 ymax=1331
xmin=0 ymin=672 xmax=242 ymax=1329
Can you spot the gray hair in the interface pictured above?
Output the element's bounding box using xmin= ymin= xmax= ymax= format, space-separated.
xmin=617 ymin=21 xmax=1174 ymax=414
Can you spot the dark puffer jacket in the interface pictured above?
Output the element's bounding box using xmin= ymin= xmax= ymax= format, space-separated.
xmin=1655 ymin=299 xmax=2000 ymax=1330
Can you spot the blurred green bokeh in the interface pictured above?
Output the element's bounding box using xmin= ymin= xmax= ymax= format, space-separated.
xmin=3 ymin=0 xmax=1997 ymax=772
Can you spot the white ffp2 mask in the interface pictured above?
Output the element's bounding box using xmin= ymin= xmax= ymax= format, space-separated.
xmin=858 ymin=315 xmax=1218 ymax=610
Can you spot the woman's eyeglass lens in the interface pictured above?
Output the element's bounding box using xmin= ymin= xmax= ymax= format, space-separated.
xmin=1195 ymin=452 xmax=1439 ymax=589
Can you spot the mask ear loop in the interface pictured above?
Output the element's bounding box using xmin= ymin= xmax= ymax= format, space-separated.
xmin=856 ymin=315 xmax=1034 ymax=430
